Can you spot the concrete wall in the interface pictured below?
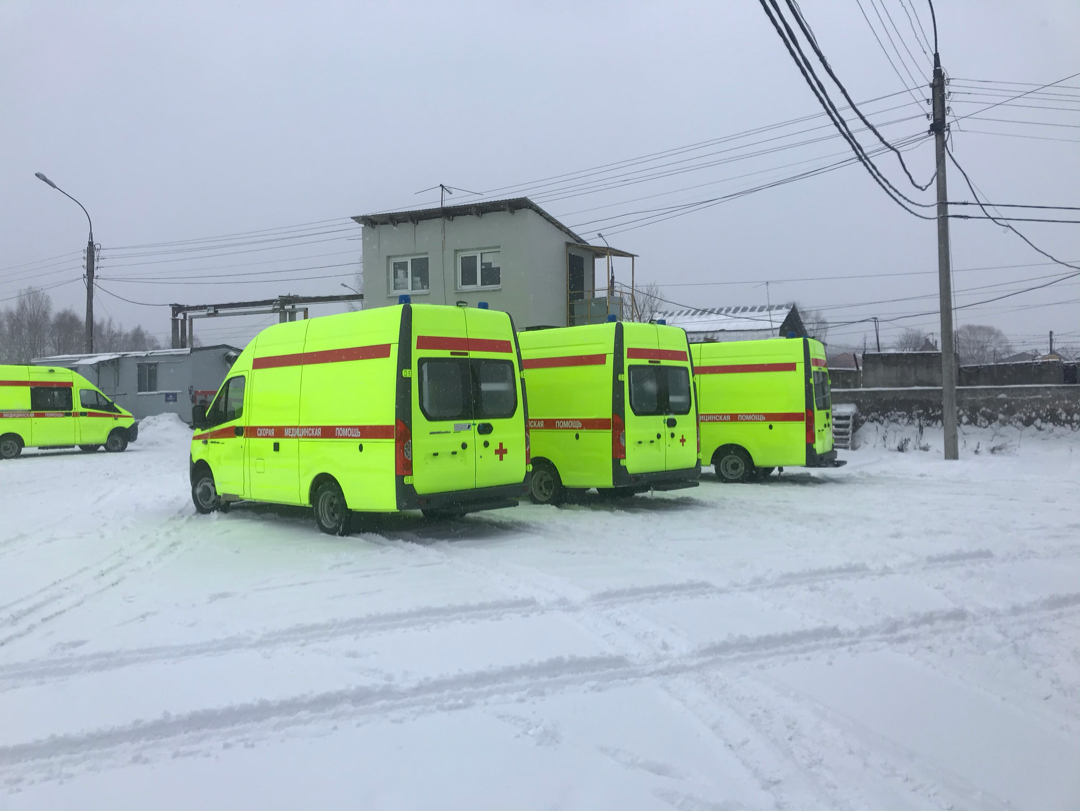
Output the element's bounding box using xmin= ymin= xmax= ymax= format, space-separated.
xmin=861 ymin=351 xmax=954 ymax=388
xmin=831 ymin=385 xmax=1080 ymax=428
xmin=830 ymin=353 xmax=1076 ymax=389
xmin=361 ymin=208 xmax=594 ymax=329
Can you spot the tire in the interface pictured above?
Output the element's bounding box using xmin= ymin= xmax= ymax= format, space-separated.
xmin=529 ymin=461 xmax=564 ymax=505
xmin=313 ymin=479 xmax=351 ymax=536
xmin=191 ymin=469 xmax=220 ymax=514
xmin=0 ymin=435 xmax=22 ymax=460
xmin=105 ymin=431 xmax=128 ymax=453
xmin=79 ymin=445 xmax=101 ymax=453
xmin=715 ymin=446 xmax=753 ymax=483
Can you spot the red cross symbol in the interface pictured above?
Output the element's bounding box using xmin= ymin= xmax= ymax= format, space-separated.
xmin=494 ymin=442 xmax=508 ymax=461
xmin=679 ymin=434 xmax=686 ymax=446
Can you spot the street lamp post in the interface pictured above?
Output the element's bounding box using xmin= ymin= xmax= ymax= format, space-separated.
xmin=35 ymin=172 xmax=95 ymax=353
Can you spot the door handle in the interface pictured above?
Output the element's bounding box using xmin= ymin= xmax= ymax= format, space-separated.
xmin=234 ymin=426 xmax=244 ymax=437
xmin=666 ymin=417 xmax=677 ymax=428
xmin=477 ymin=423 xmax=494 ymax=435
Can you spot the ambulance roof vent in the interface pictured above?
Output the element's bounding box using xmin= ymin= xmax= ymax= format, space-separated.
xmin=478 ymin=301 xmax=489 ymax=309
xmin=398 ymin=294 xmax=411 ymax=304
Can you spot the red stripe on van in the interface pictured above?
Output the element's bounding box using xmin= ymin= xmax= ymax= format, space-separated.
xmin=253 ymin=344 xmax=391 ymax=369
xmin=527 ymin=418 xmax=612 ymax=430
xmin=522 ymin=354 xmax=607 ymax=370
xmin=626 ymin=348 xmax=687 ymax=362
xmin=811 ymin=358 xmax=827 ymax=367
xmin=246 ymin=425 xmax=395 ymax=439
xmin=696 ymin=363 xmax=797 ymax=374
xmin=0 ymin=380 xmax=73 ymax=388
xmin=700 ymin=412 xmax=804 ymax=423
xmin=415 ymin=336 xmax=514 ymax=353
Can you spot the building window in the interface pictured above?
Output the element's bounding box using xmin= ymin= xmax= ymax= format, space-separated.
xmin=391 ymin=256 xmax=429 ymax=293
xmin=458 ymin=250 xmax=501 ymax=290
xmin=137 ymin=363 xmax=158 ymax=393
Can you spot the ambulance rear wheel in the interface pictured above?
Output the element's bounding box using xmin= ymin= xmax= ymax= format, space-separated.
xmin=715 ymin=446 xmax=753 ymax=483
xmin=0 ymin=435 xmax=22 ymax=460
xmin=529 ymin=461 xmax=564 ymax=505
xmin=191 ymin=470 xmax=221 ymax=514
xmin=79 ymin=444 xmax=101 ymax=453
xmin=105 ymin=431 xmax=128 ymax=453
xmin=313 ymin=479 xmax=351 ymax=536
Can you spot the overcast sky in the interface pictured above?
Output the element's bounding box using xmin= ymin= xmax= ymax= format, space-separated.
xmin=2 ymin=0 xmax=1077 ymax=353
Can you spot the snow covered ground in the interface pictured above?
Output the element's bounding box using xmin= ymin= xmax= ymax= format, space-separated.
xmin=1 ymin=414 xmax=1077 ymax=810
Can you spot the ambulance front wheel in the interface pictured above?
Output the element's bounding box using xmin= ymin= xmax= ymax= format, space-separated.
xmin=105 ymin=430 xmax=128 ymax=453
xmin=715 ymin=446 xmax=754 ymax=483
xmin=313 ymin=478 xmax=351 ymax=536
xmin=529 ymin=461 xmax=564 ymax=505
xmin=0 ymin=434 xmax=23 ymax=460
xmin=192 ymin=469 xmax=221 ymax=514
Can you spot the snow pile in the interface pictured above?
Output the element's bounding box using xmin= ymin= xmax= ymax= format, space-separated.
xmin=854 ymin=418 xmax=1079 ymax=458
xmin=0 ymin=417 xmax=1077 ymax=809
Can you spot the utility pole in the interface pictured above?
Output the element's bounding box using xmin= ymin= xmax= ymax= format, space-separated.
xmin=931 ymin=53 xmax=958 ymax=460
xmin=872 ymin=317 xmax=881 ymax=352
xmin=1049 ymin=330 xmax=1054 ymax=355
xmin=84 ymin=236 xmax=96 ymax=353
xmin=35 ymin=172 xmax=95 ymax=353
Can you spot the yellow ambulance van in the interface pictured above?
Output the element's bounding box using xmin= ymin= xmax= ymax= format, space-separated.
xmin=0 ymin=365 xmax=138 ymax=458
xmin=189 ymin=301 xmax=531 ymax=534
xmin=518 ymin=321 xmax=700 ymax=504
xmin=692 ymin=336 xmax=844 ymax=482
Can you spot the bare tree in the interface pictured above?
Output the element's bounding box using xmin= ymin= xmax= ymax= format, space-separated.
xmin=122 ymin=325 xmax=159 ymax=352
xmin=800 ymin=307 xmax=829 ymax=343
xmin=629 ymin=281 xmax=664 ymax=323
xmin=51 ymin=309 xmax=84 ymax=355
xmin=893 ymin=328 xmax=929 ymax=352
xmin=5 ymin=288 xmax=54 ymax=362
xmin=956 ymin=324 xmax=1013 ymax=365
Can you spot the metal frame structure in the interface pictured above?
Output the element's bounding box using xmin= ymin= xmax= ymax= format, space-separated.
xmin=170 ymin=293 xmax=364 ymax=349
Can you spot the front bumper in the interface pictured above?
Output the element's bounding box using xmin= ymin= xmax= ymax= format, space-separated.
xmin=398 ymin=474 xmax=532 ymax=514
xmin=127 ymin=421 xmax=140 ymax=443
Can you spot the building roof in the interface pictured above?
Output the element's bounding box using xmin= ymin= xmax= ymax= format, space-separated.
xmin=656 ymin=304 xmax=793 ymax=333
xmin=354 ymin=196 xmax=589 ymax=245
xmin=33 ymin=345 xmax=241 ymax=366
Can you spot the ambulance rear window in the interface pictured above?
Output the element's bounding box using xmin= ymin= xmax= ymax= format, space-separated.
xmin=628 ymin=366 xmax=691 ymax=416
xmin=419 ymin=359 xmax=471 ymax=421
xmin=813 ymin=370 xmax=832 ymax=411
xmin=474 ymin=360 xmax=517 ymax=419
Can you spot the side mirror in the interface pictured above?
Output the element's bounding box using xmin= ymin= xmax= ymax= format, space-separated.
xmin=192 ymin=404 xmax=208 ymax=429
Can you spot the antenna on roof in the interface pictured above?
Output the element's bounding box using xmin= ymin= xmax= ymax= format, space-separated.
xmin=415 ymin=184 xmax=481 ymax=207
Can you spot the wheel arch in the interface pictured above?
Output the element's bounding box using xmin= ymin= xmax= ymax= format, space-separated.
xmin=712 ymin=443 xmax=754 ymax=468
xmin=308 ymin=472 xmax=342 ymax=508
xmin=190 ymin=458 xmax=213 ymax=485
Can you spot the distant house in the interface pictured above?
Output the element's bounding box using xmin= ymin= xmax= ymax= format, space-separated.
xmin=999 ymin=351 xmax=1039 ymax=364
xmin=354 ymin=197 xmax=634 ymax=329
xmin=31 ymin=345 xmax=240 ymax=423
xmin=653 ymin=304 xmax=807 ymax=344
xmin=827 ymin=351 xmax=861 ymax=370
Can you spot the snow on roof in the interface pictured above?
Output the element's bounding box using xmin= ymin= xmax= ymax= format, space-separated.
xmin=33 ymin=348 xmax=192 ymax=365
xmin=656 ymin=304 xmax=791 ymax=334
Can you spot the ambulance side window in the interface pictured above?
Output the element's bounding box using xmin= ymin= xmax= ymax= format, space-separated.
xmin=30 ymin=386 xmax=73 ymax=412
xmin=473 ymin=360 xmax=517 ymax=419
xmin=80 ymin=389 xmax=117 ymax=412
xmin=208 ymin=376 xmax=245 ymax=425
xmin=418 ymin=359 xmax=471 ymax=421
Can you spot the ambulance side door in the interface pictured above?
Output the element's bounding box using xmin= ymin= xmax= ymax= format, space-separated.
xmin=29 ymin=384 xmax=75 ymax=447
xmin=205 ymin=375 xmax=248 ymax=499
xmin=75 ymin=388 xmax=119 ymax=445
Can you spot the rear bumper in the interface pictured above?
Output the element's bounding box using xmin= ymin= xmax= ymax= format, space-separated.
xmin=807 ymin=448 xmax=846 ymax=468
xmin=398 ymin=474 xmax=532 ymax=513
xmin=614 ymin=463 xmax=702 ymax=491
xmin=127 ymin=422 xmax=140 ymax=443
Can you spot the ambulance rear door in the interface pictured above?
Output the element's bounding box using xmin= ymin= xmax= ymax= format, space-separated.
xmin=463 ymin=308 xmax=525 ymax=490
xmin=656 ymin=327 xmax=697 ymax=470
xmin=412 ymin=306 xmax=477 ymax=495
xmin=622 ymin=323 xmax=667 ymax=474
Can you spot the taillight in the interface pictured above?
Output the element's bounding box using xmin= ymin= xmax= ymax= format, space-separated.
xmin=525 ymin=426 xmax=531 ymax=465
xmin=396 ymin=419 xmax=413 ymax=476
xmin=805 ymin=408 xmax=815 ymax=444
xmin=612 ymin=413 xmax=626 ymax=460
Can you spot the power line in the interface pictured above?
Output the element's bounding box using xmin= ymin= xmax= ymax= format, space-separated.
xmin=854 ymin=0 xmax=927 ymax=109
xmin=951 ymin=71 xmax=1080 ymax=123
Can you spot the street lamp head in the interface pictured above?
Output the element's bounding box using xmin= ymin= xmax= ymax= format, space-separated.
xmin=35 ymin=172 xmax=58 ymax=189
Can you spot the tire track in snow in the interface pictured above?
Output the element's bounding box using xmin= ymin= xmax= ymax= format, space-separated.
xmin=0 ymin=507 xmax=195 ymax=649
xmin=1 ymin=592 xmax=1076 ymax=776
xmin=0 ymin=543 xmax=1074 ymax=689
